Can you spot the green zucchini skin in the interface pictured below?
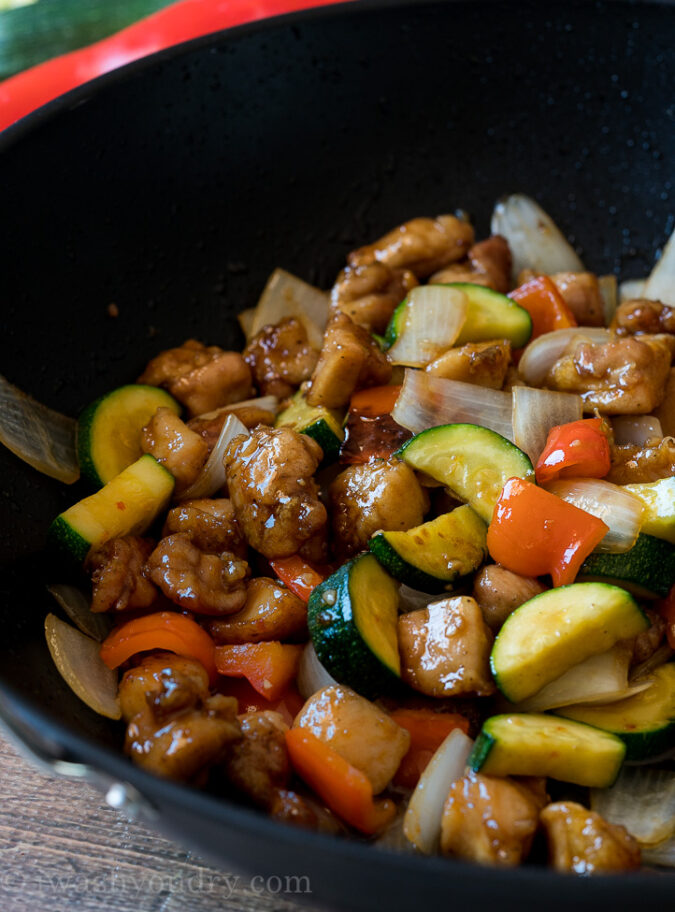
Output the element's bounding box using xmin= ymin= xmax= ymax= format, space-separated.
xmin=275 ymin=390 xmax=343 ymax=465
xmin=300 ymin=418 xmax=342 ymax=464
xmin=48 ymin=515 xmax=92 ymax=563
xmin=444 ymin=283 xmax=532 ymax=348
xmin=578 ymin=533 xmax=675 ymax=599
xmin=368 ymin=534 xmax=450 ymax=592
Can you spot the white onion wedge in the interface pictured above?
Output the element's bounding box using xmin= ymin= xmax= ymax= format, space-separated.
xmin=518 ymin=327 xmax=611 ymax=387
xmin=403 ymin=729 xmax=473 ymax=855
xmin=387 ymin=286 xmax=468 ymax=367
xmin=48 ymin=584 xmax=111 ymax=641
xmin=490 ymin=194 xmax=584 ymax=281
xmin=545 ymin=478 xmax=644 ymax=553
xmin=598 ymin=274 xmax=618 ymax=326
xmin=178 ymin=413 xmax=248 ymax=500
xmin=193 ymin=395 xmax=279 ymax=422
xmin=591 ymin=766 xmax=675 ymax=847
xmin=397 ymin=584 xmax=443 ymax=613
xmin=612 ymin=415 xmax=663 ymax=447
xmin=643 ymin=839 xmax=675 ymax=868
xmin=237 ymin=307 xmax=256 ymax=340
xmin=392 ymin=369 xmax=514 ymax=441
xmin=644 ymin=227 xmax=675 ymax=306
xmin=45 ymin=613 xmax=120 ymax=720
xmin=250 ymin=268 xmax=328 ymax=349
xmin=512 ymin=386 xmax=583 ymax=463
xmin=297 ymin=643 xmax=337 ymax=700
xmin=619 ymin=278 xmax=647 ymax=303
xmin=0 ymin=374 xmax=79 ymax=483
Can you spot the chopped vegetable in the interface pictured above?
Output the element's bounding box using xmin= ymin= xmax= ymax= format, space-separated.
xmin=386 ymin=285 xmax=468 ymax=366
xmin=591 ymin=766 xmax=675 ymax=847
xmin=658 ymin=585 xmax=675 ymax=649
xmin=511 ymin=386 xmax=583 ymax=464
xmin=624 ymin=477 xmax=675 ymax=544
xmin=518 ymin=327 xmax=611 ymax=387
xmin=391 ymin=709 xmax=470 ymax=789
xmin=349 ymin=385 xmax=401 ymax=416
xmin=275 ymin=389 xmax=344 ymax=464
xmin=579 ymin=533 xmax=675 ymax=599
xmin=47 ymin=583 xmax=111 ymax=641
xmin=179 ymin=413 xmax=248 ymax=500
xmin=214 ymin=642 xmax=303 ymax=701
xmin=545 ymin=478 xmax=644 ymax=553
xmin=643 ymin=225 xmax=675 ymax=306
xmin=249 ymin=268 xmax=328 ymax=349
xmin=508 ymin=275 xmax=577 ymax=339
xmin=612 ymin=415 xmax=663 ymax=447
xmin=296 ymin=643 xmax=338 ymax=700
xmin=535 ymin=417 xmax=611 ymax=485
xmin=269 ymin=555 xmax=326 ymax=603
xmin=448 ymin=283 xmax=532 ymax=348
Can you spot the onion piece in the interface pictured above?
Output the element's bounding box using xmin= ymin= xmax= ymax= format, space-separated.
xmin=619 ymin=278 xmax=647 ymax=303
xmin=518 ymin=327 xmax=611 ymax=387
xmin=490 ymin=194 xmax=584 ymax=282
xmin=44 ymin=613 xmax=121 ymax=720
xmin=631 ymin=643 xmax=674 ymax=682
xmin=545 ymin=478 xmax=644 ymax=553
xmin=297 ymin=643 xmax=337 ymax=700
xmin=387 ymin=286 xmax=467 ymax=367
xmin=178 ymin=413 xmax=249 ymax=500
xmin=598 ymin=274 xmax=618 ymax=326
xmin=0 ymin=374 xmax=79 ymax=483
xmin=512 ymin=386 xmax=583 ymax=463
xmin=643 ymin=838 xmax=675 ymax=868
xmin=397 ymin=584 xmax=443 ymax=613
xmin=238 ymin=307 xmax=256 ymax=340
xmin=403 ymin=729 xmax=473 ymax=855
xmin=591 ymin=766 xmax=675 ymax=847
xmin=47 ymin=584 xmax=111 ymax=641
xmin=193 ymin=395 xmax=279 ymax=422
xmin=612 ymin=415 xmax=663 ymax=447
xmin=644 ymin=226 xmax=675 ymax=306
xmin=392 ymin=369 xmax=514 ymax=441
xmin=249 ymin=268 xmax=328 ymax=350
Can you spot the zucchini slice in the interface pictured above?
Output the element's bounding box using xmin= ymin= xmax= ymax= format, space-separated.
xmin=369 ymin=504 xmax=487 ymax=592
xmin=307 ymin=553 xmax=400 ymax=699
xmin=276 ymin=389 xmax=344 ymax=463
xmin=624 ymin=477 xmax=675 ymax=545
xmin=558 ymin=663 xmax=675 ymax=761
xmin=578 ymin=532 xmax=675 ymax=599
xmin=397 ymin=423 xmax=534 ymax=523
xmin=78 ymin=384 xmax=180 ymax=487
xmin=468 ymin=713 xmax=626 ymax=788
xmin=446 ymin=283 xmax=533 ymax=348
xmin=491 ymin=582 xmax=648 ymax=703
xmin=50 ymin=454 xmax=174 ymax=562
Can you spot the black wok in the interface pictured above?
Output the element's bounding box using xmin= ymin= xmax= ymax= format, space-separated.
xmin=0 ymin=1 xmax=673 ymax=908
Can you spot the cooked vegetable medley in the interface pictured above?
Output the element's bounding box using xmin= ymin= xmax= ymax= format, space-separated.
xmin=7 ymin=194 xmax=675 ymax=874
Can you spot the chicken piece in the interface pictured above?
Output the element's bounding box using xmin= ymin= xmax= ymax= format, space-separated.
xmin=224 ymin=426 xmax=327 ymax=560
xmin=348 ymin=215 xmax=474 ymax=279
xmin=545 ymin=334 xmax=672 ymax=414
xmin=86 ymin=536 xmax=157 ymax=613
xmin=294 ymin=685 xmax=410 ymax=794
xmin=206 ymin=576 xmax=307 ymax=644
xmin=398 ymin=597 xmax=495 ymax=697
xmin=431 ymin=235 xmax=512 ymax=294
xmin=222 ymin=711 xmax=290 ymax=808
xmin=120 ymin=653 xmax=240 ymax=781
xmin=631 ymin=607 xmax=666 ymax=665
xmin=328 ymin=459 xmax=428 ymax=558
xmin=472 ymin=564 xmax=547 ymax=631
xmin=243 ymin=317 xmax=319 ymax=399
xmin=307 ymin=312 xmax=392 ymax=409
xmin=269 ymin=789 xmax=322 ymax=830
xmin=550 ymin=272 xmax=605 ymax=326
xmin=440 ymin=771 xmax=547 ymax=866
xmin=162 ymin=499 xmax=246 ymax=556
xmin=540 ymin=801 xmax=641 ymax=874
xmin=138 ymin=339 xmax=253 ymax=416
xmin=188 ymin=404 xmax=277 ymax=450
xmin=607 ymin=436 xmax=675 ymax=484
xmin=613 ymin=298 xmax=675 ymax=336
xmin=330 ymin=262 xmax=418 ymax=334
xmin=144 ymin=533 xmax=249 ymax=615
xmin=426 ymin=339 xmax=511 ymax=389
xmin=141 ymin=407 xmax=208 ymax=493
xmin=654 ymin=369 xmax=675 ymax=437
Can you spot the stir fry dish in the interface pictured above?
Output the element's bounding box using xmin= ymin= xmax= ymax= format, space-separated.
xmin=4 ymin=194 xmax=675 ymax=875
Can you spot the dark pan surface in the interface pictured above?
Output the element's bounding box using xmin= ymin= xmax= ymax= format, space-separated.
xmin=0 ymin=0 xmax=673 ymax=908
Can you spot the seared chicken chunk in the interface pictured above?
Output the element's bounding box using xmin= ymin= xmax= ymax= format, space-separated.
xmin=541 ymin=802 xmax=641 ymax=874
xmin=206 ymin=577 xmax=307 ymax=644
xmin=654 ymin=368 xmax=675 ymax=437
xmin=441 ymin=771 xmax=547 ymax=866
xmin=630 ymin=607 xmax=666 ymax=665
xmin=188 ymin=404 xmax=277 ymax=450
xmin=607 ymin=436 xmax=675 ymax=484
xmin=307 ymin=312 xmax=392 ymax=409
xmin=138 ymin=339 xmax=253 ymax=416
xmin=472 ymin=565 xmax=546 ymax=631
xmin=294 ymin=685 xmax=410 ymax=794
xmin=145 ymin=533 xmax=249 ymax=615
xmin=162 ymin=498 xmax=246 ymax=556
xmin=431 ymin=235 xmax=512 ymax=294
xmin=141 ymin=407 xmax=208 ymax=493
xmin=328 ymin=459 xmax=428 ymax=558
xmin=613 ymin=297 xmax=675 ymax=336
xmin=348 ymin=215 xmax=474 ymax=278
xmin=224 ymin=426 xmax=327 ymax=560
xmin=426 ymin=339 xmax=511 ymax=388
xmin=330 ymin=262 xmax=418 ymax=334
xmin=398 ymin=597 xmax=495 ymax=697
xmin=222 ymin=711 xmax=290 ymax=808
xmin=87 ymin=536 xmax=157 ymax=613
xmin=243 ymin=317 xmax=319 ymax=399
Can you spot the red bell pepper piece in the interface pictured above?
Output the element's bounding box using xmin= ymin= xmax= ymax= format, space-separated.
xmin=509 ymin=275 xmax=577 ymax=339
xmin=390 ymin=709 xmax=470 ymax=789
xmin=269 ymin=555 xmax=325 ymax=603
xmin=487 ymin=477 xmax=609 ymax=587
xmin=214 ymin=641 xmax=303 ymax=701
xmin=219 ymin=678 xmax=305 ymax=725
xmin=535 ymin=417 xmax=611 ymax=485
xmin=341 ymin=384 xmax=410 ymax=464
xmin=349 ymin=385 xmax=402 ymax=417
xmin=100 ymin=610 xmax=218 ymax=684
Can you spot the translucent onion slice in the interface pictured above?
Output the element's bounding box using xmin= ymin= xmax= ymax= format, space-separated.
xmin=392 ymin=369 xmax=514 ymax=441
xmin=643 ymin=838 xmax=675 ymax=868
xmin=512 ymin=386 xmax=583 ymax=463
xmin=612 ymin=415 xmax=663 ymax=447
xmin=397 ymin=584 xmax=443 ymax=613
xmin=619 ymin=278 xmax=647 ymax=303
xmin=598 ymin=274 xmax=618 ymax=326
xmin=490 ymin=194 xmax=584 ymax=282
xmin=545 ymin=478 xmax=644 ymax=553
xmin=45 ymin=613 xmax=121 ymax=720
xmin=178 ymin=413 xmax=249 ymax=500
xmin=237 ymin=307 xmax=256 ymax=340
xmin=0 ymin=374 xmax=79 ymax=483
xmin=591 ymin=767 xmax=675 ymax=847
xmin=518 ymin=327 xmax=611 ymax=387
xmin=403 ymin=729 xmax=473 ymax=855
xmin=193 ymin=395 xmax=279 ymax=422
xmin=250 ymin=268 xmax=329 ymax=349
xmin=631 ymin=643 xmax=674 ymax=682
xmin=48 ymin=584 xmax=111 ymax=641
xmin=387 ymin=286 xmax=468 ymax=367
xmin=643 ymin=226 xmax=675 ymax=306
xmin=297 ymin=643 xmax=337 ymax=700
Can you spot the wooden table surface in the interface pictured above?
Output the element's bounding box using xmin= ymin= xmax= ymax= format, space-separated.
xmin=0 ymin=732 xmax=321 ymax=912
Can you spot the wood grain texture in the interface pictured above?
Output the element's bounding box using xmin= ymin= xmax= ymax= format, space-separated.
xmin=0 ymin=733 xmax=320 ymax=912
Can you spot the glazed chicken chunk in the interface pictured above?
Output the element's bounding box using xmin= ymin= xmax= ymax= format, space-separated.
xmin=472 ymin=565 xmax=546 ymax=631
xmin=162 ymin=498 xmax=247 ymax=556
xmin=207 ymin=576 xmax=307 ymax=644
xmin=141 ymin=407 xmax=208 ymax=493
xmin=188 ymin=403 xmax=277 ymax=450
xmin=224 ymin=426 xmax=327 ymax=560
xmin=613 ymin=297 xmax=675 ymax=336
xmin=243 ymin=317 xmax=319 ymax=399
xmin=540 ymin=802 xmax=641 ymax=874
xmin=607 ymin=436 xmax=675 ymax=484
xmin=330 ymin=262 xmax=418 ymax=334
xmin=430 ymin=235 xmax=512 ymax=294
xmin=222 ymin=710 xmax=290 ymax=809
xmin=517 ymin=270 xmax=606 ymax=326
xmin=87 ymin=536 xmax=157 ymax=613
xmin=426 ymin=339 xmax=512 ymax=389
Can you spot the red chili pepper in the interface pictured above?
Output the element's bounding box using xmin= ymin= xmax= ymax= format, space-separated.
xmin=535 ymin=418 xmax=611 ymax=485
xmin=509 ymin=275 xmax=577 ymax=339
xmin=0 ymin=0 xmax=351 ymax=132
xmin=487 ymin=476 xmax=609 ymax=587
xmin=269 ymin=555 xmax=325 ymax=603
